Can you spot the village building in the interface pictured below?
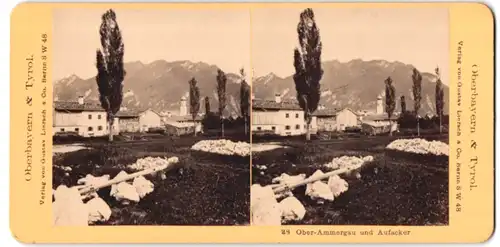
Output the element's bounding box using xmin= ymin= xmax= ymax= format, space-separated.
xmin=314 ymin=107 xmax=360 ymax=132
xmin=138 ymin=108 xmax=163 ymax=132
xmin=115 ymin=109 xmax=141 ymax=133
xmin=53 ymin=96 xmax=118 ymax=137
xmin=359 ymin=95 xmax=399 ymax=135
xmin=161 ymin=95 xmax=204 ymax=135
xmin=252 ymin=94 xmax=317 ymax=136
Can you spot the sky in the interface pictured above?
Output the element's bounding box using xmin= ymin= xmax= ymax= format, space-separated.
xmin=252 ymin=7 xmax=450 ymax=84
xmin=53 ymin=8 xmax=251 ymax=81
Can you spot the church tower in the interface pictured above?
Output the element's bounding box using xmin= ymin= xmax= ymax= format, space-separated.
xmin=180 ymin=96 xmax=187 ymax=116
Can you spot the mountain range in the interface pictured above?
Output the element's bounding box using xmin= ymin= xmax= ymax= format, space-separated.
xmin=253 ymin=59 xmax=449 ymax=115
xmin=54 ymin=60 xmax=245 ymax=117
xmin=54 ymin=59 xmax=449 ymax=117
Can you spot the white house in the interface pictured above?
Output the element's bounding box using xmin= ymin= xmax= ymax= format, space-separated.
xmin=359 ymin=95 xmax=399 ymax=135
xmin=314 ymin=107 xmax=359 ymax=131
xmin=252 ymin=94 xmax=317 ymax=136
xmin=139 ymin=108 xmax=163 ymax=132
xmin=53 ymin=96 xmax=118 ymax=137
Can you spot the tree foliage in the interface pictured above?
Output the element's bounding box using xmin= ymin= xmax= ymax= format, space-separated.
xmin=293 ymin=8 xmax=323 ymax=140
xmin=400 ymin=95 xmax=406 ymax=113
xmin=216 ymin=69 xmax=227 ymax=136
xmin=239 ymin=68 xmax=251 ymax=135
xmin=204 ymin=96 xmax=210 ymax=115
xmin=411 ymin=68 xmax=423 ymax=135
xmin=95 ymin=9 xmax=125 ymax=141
xmin=435 ymin=66 xmax=445 ymax=133
xmin=189 ymin=77 xmax=200 ymax=120
xmin=385 ymin=76 xmax=396 ymax=120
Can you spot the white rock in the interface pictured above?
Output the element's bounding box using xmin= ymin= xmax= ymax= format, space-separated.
xmin=77 ymin=174 xmax=110 ymax=187
xmin=110 ymin=171 xmax=129 ymax=195
xmin=191 ymin=139 xmax=250 ymax=157
xmin=252 ymin=200 xmax=282 ymax=226
xmin=127 ymin=156 xmax=178 ymax=171
xmin=362 ymin=155 xmax=374 ymax=163
xmin=52 ymin=185 xmax=89 ymax=226
xmin=279 ymin=196 xmax=306 ymax=223
xmin=327 ymin=175 xmax=349 ymax=198
xmin=272 ymin=173 xmax=306 ymax=186
xmin=305 ymin=181 xmax=334 ymax=202
xmin=133 ymin=176 xmax=154 ymax=198
xmin=250 ymin=184 xmax=281 ymax=226
xmin=110 ymin=182 xmax=140 ymax=203
xmin=386 ymin=138 xmax=449 ymax=156
xmin=87 ymin=197 xmax=112 ymax=224
xmin=251 ymin=184 xmax=276 ymax=207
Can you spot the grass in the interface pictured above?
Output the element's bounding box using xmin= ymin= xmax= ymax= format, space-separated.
xmin=53 ymin=134 xmax=250 ymax=225
xmin=252 ymin=134 xmax=449 ymax=226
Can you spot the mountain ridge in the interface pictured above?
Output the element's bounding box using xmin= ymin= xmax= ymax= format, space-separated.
xmin=252 ymin=59 xmax=449 ymax=115
xmin=53 ymin=59 xmax=245 ymax=117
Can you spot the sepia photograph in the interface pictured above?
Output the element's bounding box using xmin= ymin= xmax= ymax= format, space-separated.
xmin=51 ymin=8 xmax=251 ymax=226
xmin=250 ymin=7 xmax=450 ymax=226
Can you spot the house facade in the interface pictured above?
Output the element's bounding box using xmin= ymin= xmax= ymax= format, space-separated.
xmin=359 ymin=96 xmax=399 ymax=135
xmin=139 ymin=109 xmax=163 ymax=132
xmin=163 ymin=115 xmax=203 ymax=136
xmin=116 ymin=110 xmax=141 ymax=133
xmin=53 ymin=96 xmax=118 ymax=137
xmin=252 ymin=94 xmax=317 ymax=136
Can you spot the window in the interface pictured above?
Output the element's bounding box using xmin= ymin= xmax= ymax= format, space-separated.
xmin=88 ymin=114 xmax=92 ymax=120
xmin=257 ymin=127 xmax=262 ymax=131
xmin=74 ymin=128 xmax=79 ymax=132
xmin=60 ymin=128 xmax=65 ymax=132
xmin=98 ymin=114 xmax=102 ymax=119
xmin=271 ymin=126 xmax=276 ymax=131
xmin=88 ymin=126 xmax=93 ymax=131
xmin=295 ymin=113 xmax=299 ymax=118
xmin=295 ymin=124 xmax=300 ymax=130
xmin=285 ymin=113 xmax=289 ymax=118
xmin=98 ymin=126 xmax=103 ymax=131
xmin=285 ymin=125 xmax=291 ymax=130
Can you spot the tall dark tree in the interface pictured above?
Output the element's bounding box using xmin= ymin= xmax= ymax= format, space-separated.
xmin=239 ymin=68 xmax=251 ymax=136
xmin=95 ymin=9 xmax=125 ymax=142
xmin=216 ymin=69 xmax=227 ymax=137
xmin=204 ymin=96 xmax=210 ymax=115
xmin=189 ymin=77 xmax=200 ymax=136
xmin=293 ymin=8 xmax=323 ymax=141
xmin=400 ymin=95 xmax=406 ymax=114
xmin=385 ymin=77 xmax=396 ymax=136
xmin=435 ymin=66 xmax=445 ymax=133
xmin=412 ymin=68 xmax=423 ymax=136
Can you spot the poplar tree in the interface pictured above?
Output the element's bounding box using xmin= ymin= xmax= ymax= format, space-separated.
xmin=385 ymin=76 xmax=396 ymax=136
xmin=435 ymin=66 xmax=445 ymax=133
xmin=204 ymin=96 xmax=210 ymax=115
xmin=293 ymin=8 xmax=323 ymax=141
xmin=412 ymin=68 xmax=423 ymax=136
xmin=95 ymin=9 xmax=125 ymax=142
xmin=239 ymin=68 xmax=251 ymax=136
xmin=216 ymin=69 xmax=227 ymax=137
xmin=400 ymin=95 xmax=406 ymax=114
xmin=189 ymin=77 xmax=200 ymax=136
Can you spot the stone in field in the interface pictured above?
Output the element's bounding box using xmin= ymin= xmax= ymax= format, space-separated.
xmin=279 ymin=196 xmax=306 ymax=223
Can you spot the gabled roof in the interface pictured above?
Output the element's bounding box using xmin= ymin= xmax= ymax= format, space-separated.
xmin=163 ymin=115 xmax=203 ymax=122
xmin=54 ymin=101 xmax=105 ymax=112
xmin=361 ymin=114 xmax=393 ymax=121
xmin=313 ymin=109 xmax=337 ymax=117
xmin=312 ymin=107 xmax=360 ymax=117
xmin=116 ymin=110 xmax=140 ymax=118
xmin=252 ymin=98 xmax=302 ymax=111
